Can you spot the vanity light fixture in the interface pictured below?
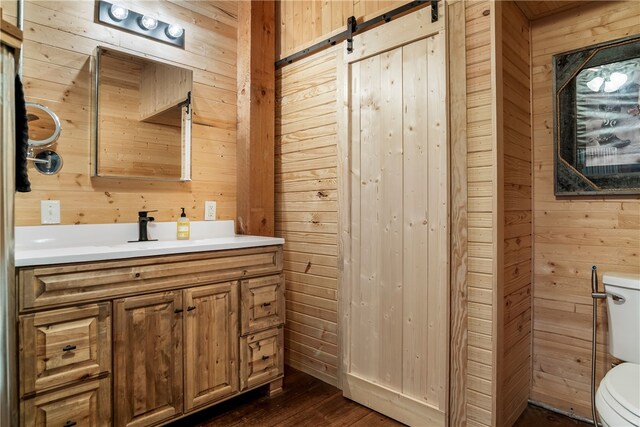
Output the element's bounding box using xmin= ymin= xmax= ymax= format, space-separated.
xmin=96 ymin=1 xmax=185 ymax=48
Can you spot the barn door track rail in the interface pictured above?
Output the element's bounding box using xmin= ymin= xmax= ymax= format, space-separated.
xmin=275 ymin=0 xmax=437 ymax=69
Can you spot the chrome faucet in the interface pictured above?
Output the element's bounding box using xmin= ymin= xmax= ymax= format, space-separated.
xmin=130 ymin=210 xmax=157 ymax=242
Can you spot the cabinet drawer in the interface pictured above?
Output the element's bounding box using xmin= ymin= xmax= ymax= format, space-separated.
xmin=21 ymin=377 xmax=111 ymax=427
xmin=239 ymin=327 xmax=284 ymax=390
xmin=19 ymin=246 xmax=283 ymax=311
xmin=240 ymin=274 xmax=285 ymax=335
xmin=20 ymin=304 xmax=111 ymax=396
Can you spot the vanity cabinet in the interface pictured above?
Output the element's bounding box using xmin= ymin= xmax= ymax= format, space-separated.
xmin=17 ymin=245 xmax=284 ymax=427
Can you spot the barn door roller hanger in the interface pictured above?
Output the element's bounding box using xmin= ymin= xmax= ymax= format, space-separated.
xmin=275 ymin=0 xmax=438 ymax=69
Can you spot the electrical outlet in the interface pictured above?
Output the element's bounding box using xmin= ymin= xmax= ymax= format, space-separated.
xmin=204 ymin=201 xmax=217 ymax=221
xmin=41 ymin=200 xmax=61 ymax=224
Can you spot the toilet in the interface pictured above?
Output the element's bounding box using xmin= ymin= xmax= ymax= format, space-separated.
xmin=595 ymin=272 xmax=640 ymax=427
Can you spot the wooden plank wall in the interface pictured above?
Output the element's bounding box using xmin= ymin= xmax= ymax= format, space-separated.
xmin=464 ymin=1 xmax=495 ymax=426
xmin=276 ymin=0 xmax=405 ymax=60
xmin=13 ymin=0 xmax=238 ymax=225
xmin=530 ymin=1 xmax=640 ymax=419
xmin=500 ymin=2 xmax=531 ymax=426
xmin=275 ymin=46 xmax=340 ymax=386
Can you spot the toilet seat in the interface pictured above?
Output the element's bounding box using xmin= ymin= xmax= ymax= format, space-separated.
xmin=596 ymin=363 xmax=640 ymax=427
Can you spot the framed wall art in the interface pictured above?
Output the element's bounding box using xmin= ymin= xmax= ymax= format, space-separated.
xmin=553 ymin=35 xmax=640 ymax=196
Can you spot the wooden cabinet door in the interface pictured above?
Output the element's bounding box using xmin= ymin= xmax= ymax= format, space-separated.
xmin=21 ymin=378 xmax=111 ymax=427
xmin=184 ymin=282 xmax=239 ymax=411
xmin=113 ymin=292 xmax=183 ymax=427
xmin=20 ymin=303 xmax=111 ymax=396
xmin=239 ymin=327 xmax=284 ymax=391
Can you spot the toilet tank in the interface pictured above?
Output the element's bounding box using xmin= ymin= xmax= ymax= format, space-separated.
xmin=603 ymin=272 xmax=640 ymax=364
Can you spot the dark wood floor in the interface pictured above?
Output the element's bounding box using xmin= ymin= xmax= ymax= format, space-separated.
xmin=514 ymin=405 xmax=590 ymax=427
xmin=169 ymin=366 xmax=402 ymax=427
xmin=170 ymin=367 xmax=589 ymax=427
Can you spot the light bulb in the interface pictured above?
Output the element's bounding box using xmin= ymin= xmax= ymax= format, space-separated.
xmin=165 ymin=24 xmax=184 ymax=39
xmin=109 ymin=4 xmax=129 ymax=21
xmin=139 ymin=15 xmax=158 ymax=30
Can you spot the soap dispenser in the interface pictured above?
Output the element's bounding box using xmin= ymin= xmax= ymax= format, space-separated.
xmin=177 ymin=207 xmax=190 ymax=240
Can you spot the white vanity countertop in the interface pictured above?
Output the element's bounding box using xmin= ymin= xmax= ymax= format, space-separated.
xmin=15 ymin=221 xmax=284 ymax=267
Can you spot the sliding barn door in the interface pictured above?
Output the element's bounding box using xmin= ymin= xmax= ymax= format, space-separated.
xmin=338 ymin=9 xmax=448 ymax=426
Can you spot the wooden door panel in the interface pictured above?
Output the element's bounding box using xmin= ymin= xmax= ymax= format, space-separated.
xmin=114 ymin=292 xmax=183 ymax=427
xmin=184 ymin=282 xmax=239 ymax=411
xmin=349 ymin=45 xmax=405 ymax=389
xmin=401 ymin=35 xmax=448 ymax=405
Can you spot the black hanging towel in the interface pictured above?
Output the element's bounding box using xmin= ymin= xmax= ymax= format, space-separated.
xmin=15 ymin=74 xmax=31 ymax=193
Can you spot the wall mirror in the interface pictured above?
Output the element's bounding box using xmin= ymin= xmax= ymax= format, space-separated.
xmin=26 ymin=102 xmax=62 ymax=147
xmin=92 ymin=46 xmax=193 ymax=181
xmin=553 ymin=35 xmax=640 ymax=195
xmin=26 ymin=102 xmax=64 ymax=175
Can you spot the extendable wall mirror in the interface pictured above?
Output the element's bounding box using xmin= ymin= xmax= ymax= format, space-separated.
xmin=25 ymin=102 xmax=64 ymax=174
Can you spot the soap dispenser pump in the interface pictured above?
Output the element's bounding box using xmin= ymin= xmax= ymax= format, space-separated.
xmin=177 ymin=207 xmax=190 ymax=240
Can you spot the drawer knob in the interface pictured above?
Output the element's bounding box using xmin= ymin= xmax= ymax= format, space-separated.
xmin=261 ymin=355 xmax=270 ymax=361
xmin=62 ymin=345 xmax=77 ymax=352
xmin=64 ymin=421 xmax=77 ymax=427
xmin=261 ymin=302 xmax=271 ymax=308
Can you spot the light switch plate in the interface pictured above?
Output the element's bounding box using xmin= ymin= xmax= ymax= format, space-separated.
xmin=41 ymin=200 xmax=61 ymax=224
xmin=204 ymin=201 xmax=216 ymax=221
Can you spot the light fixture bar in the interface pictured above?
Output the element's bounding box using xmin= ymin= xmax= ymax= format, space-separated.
xmin=97 ymin=1 xmax=185 ymax=49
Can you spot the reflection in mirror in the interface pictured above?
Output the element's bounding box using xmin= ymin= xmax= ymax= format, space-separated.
xmin=93 ymin=47 xmax=193 ymax=181
xmin=26 ymin=102 xmax=62 ymax=147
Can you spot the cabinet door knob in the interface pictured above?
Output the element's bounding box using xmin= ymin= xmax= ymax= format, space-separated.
xmin=62 ymin=345 xmax=77 ymax=352
xmin=64 ymin=421 xmax=77 ymax=427
xmin=261 ymin=355 xmax=270 ymax=361
xmin=174 ymin=308 xmax=184 ymax=314
xmin=187 ymin=306 xmax=196 ymax=311
xmin=261 ymin=302 xmax=271 ymax=308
